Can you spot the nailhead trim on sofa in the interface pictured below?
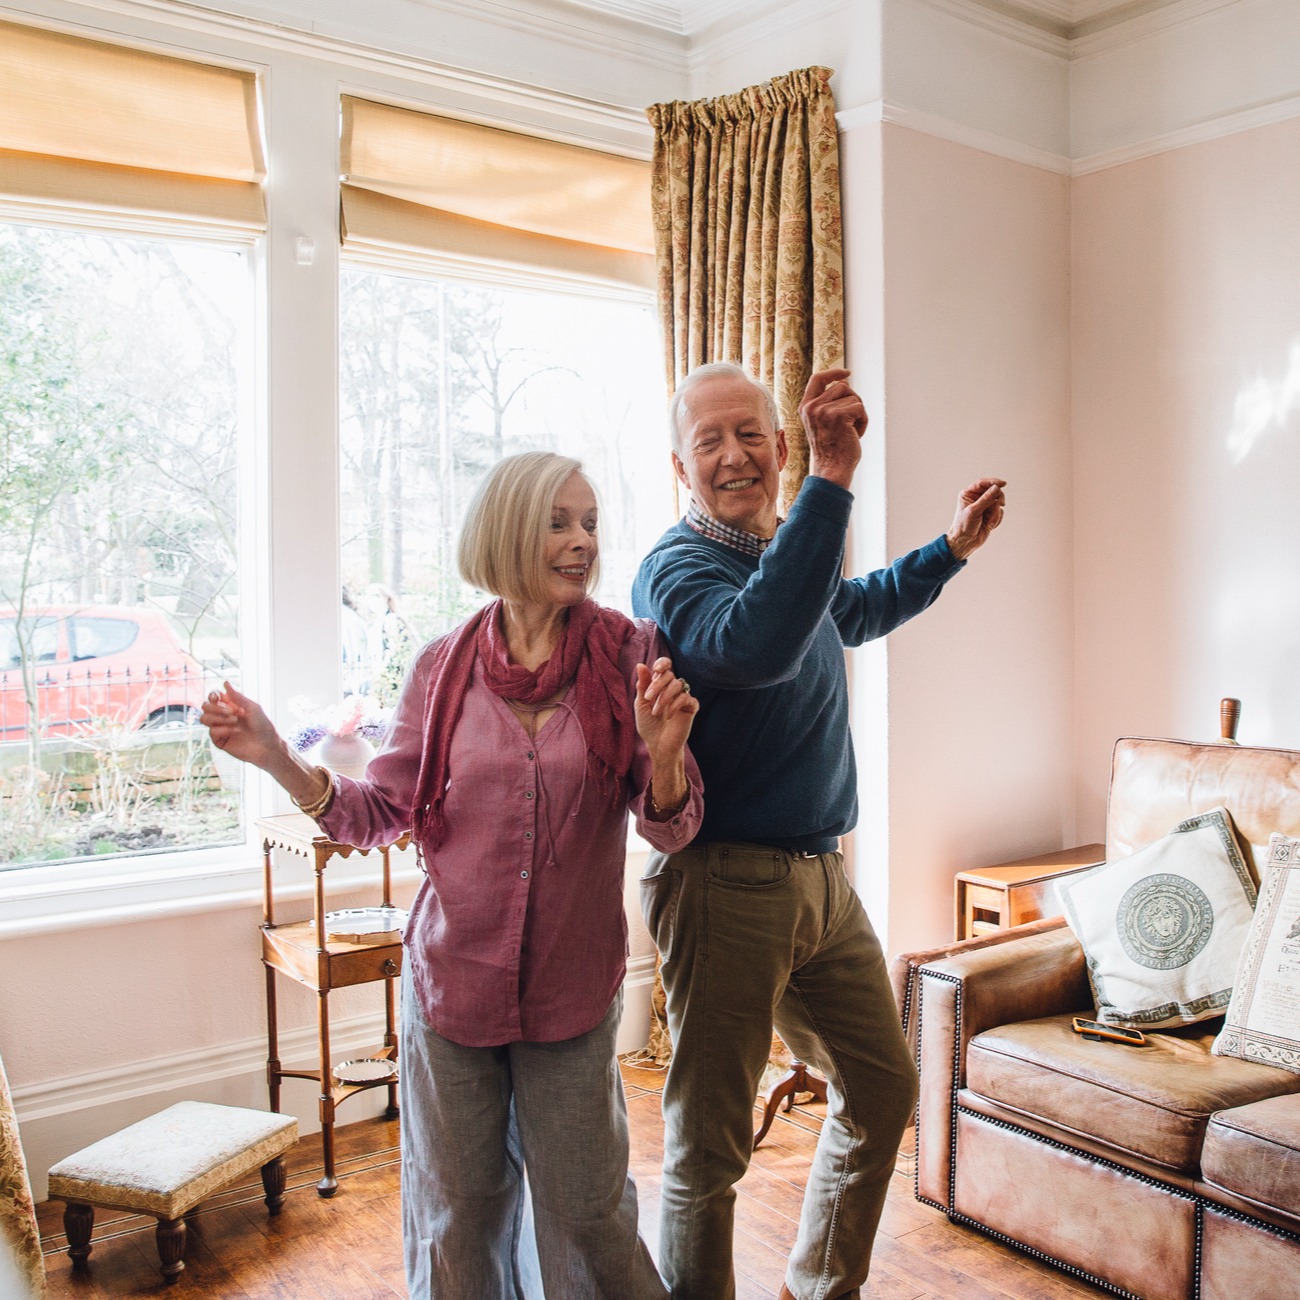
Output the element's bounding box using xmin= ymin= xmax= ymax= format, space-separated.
xmin=913 ymin=962 xmax=1300 ymax=1300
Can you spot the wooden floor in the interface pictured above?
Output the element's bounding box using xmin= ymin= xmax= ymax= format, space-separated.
xmin=36 ymin=1062 xmax=1107 ymax=1298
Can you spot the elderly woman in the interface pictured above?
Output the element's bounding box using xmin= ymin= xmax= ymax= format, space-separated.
xmin=202 ymin=452 xmax=701 ymax=1300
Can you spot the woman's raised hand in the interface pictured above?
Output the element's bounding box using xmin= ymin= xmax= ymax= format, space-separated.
xmin=634 ymin=657 xmax=697 ymax=820
xmin=200 ymin=681 xmax=283 ymax=770
xmin=634 ymin=657 xmax=699 ymax=762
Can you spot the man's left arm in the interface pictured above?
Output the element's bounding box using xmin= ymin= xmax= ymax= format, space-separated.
xmin=832 ymin=477 xmax=1006 ymax=647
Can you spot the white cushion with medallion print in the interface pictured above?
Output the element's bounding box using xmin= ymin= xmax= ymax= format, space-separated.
xmin=1212 ymin=832 xmax=1300 ymax=1075
xmin=1058 ymin=807 xmax=1257 ymax=1029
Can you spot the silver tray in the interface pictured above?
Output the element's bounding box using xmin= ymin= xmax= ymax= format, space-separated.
xmin=334 ymin=1056 xmax=398 ymax=1085
xmin=324 ymin=905 xmax=407 ymax=943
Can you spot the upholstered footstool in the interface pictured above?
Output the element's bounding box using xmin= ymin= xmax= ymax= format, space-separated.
xmin=47 ymin=1101 xmax=298 ymax=1284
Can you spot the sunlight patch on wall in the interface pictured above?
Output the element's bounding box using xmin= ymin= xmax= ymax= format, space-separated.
xmin=1229 ymin=341 xmax=1300 ymax=463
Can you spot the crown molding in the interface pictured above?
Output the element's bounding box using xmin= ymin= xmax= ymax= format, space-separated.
xmin=1008 ymin=0 xmax=1073 ymax=17
xmin=1072 ymin=88 xmax=1300 ymax=174
xmin=679 ymin=0 xmax=791 ymax=34
xmin=7 ymin=0 xmax=1286 ymax=171
xmin=838 ymin=82 xmax=1300 ymax=180
xmin=914 ymin=0 xmax=1070 ymax=57
xmin=1071 ymin=0 xmax=1181 ymax=25
xmin=684 ymin=0 xmax=851 ymax=80
xmin=1070 ymin=0 xmax=1240 ymax=58
xmin=842 ymin=98 xmax=1073 ymax=172
xmin=927 ymin=0 xmax=1222 ymax=48
xmin=961 ymin=0 xmax=1071 ymax=35
xmin=405 ymin=0 xmax=688 ymax=54
xmin=559 ymin=0 xmax=685 ymax=32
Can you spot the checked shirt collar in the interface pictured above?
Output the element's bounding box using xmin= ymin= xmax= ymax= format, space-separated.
xmin=684 ymin=498 xmax=781 ymax=557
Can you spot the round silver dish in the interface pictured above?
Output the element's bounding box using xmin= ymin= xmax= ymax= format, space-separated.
xmin=333 ymin=1056 xmax=398 ymax=1084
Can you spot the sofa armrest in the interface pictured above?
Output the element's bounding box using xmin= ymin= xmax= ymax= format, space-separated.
xmin=914 ymin=922 xmax=1089 ymax=1209
xmin=889 ymin=915 xmax=1074 ymax=1056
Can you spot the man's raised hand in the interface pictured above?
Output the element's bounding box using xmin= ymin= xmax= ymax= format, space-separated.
xmin=945 ymin=478 xmax=1007 ymax=561
xmin=800 ymin=369 xmax=868 ymax=490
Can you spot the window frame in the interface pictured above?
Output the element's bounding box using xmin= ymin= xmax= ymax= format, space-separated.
xmin=0 ymin=206 xmax=289 ymax=932
xmin=0 ymin=221 xmax=669 ymax=938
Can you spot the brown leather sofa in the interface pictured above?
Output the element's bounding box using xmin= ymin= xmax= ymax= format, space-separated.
xmin=909 ymin=737 xmax=1300 ymax=1300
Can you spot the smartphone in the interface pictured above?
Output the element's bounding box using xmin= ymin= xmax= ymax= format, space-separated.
xmin=1072 ymin=1016 xmax=1146 ymax=1046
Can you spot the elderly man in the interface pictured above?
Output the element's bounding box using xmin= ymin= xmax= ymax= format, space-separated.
xmin=632 ymin=362 xmax=1005 ymax=1300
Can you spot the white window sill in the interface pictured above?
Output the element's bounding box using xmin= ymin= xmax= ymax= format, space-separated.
xmin=0 ymin=839 xmax=424 ymax=940
xmin=0 ymin=815 xmax=657 ymax=941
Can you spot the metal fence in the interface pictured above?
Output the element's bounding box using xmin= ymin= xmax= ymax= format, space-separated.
xmin=0 ymin=663 xmax=205 ymax=741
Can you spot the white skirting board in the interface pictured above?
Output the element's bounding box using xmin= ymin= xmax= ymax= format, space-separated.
xmin=617 ymin=953 xmax=657 ymax=1056
xmin=15 ymin=963 xmax=658 ymax=1203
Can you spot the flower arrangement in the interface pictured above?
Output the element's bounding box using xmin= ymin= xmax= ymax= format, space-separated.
xmin=287 ymin=695 xmax=392 ymax=753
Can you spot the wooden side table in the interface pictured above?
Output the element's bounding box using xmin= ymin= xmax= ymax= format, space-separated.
xmin=955 ymin=843 xmax=1105 ymax=940
xmin=258 ymin=812 xmax=410 ymax=1196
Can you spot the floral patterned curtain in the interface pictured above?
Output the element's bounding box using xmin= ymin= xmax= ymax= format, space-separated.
xmin=647 ymin=66 xmax=844 ymax=510
xmin=0 ymin=1054 xmax=43 ymax=1298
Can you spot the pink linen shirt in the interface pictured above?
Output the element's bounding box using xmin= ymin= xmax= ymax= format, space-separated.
xmin=318 ymin=619 xmax=702 ymax=1048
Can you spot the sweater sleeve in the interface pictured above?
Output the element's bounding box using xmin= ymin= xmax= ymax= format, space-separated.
xmin=831 ymin=536 xmax=966 ymax=648
xmin=636 ymin=477 xmax=855 ymax=690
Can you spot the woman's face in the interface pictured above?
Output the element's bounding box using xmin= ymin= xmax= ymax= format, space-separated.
xmin=541 ymin=471 xmax=598 ymax=607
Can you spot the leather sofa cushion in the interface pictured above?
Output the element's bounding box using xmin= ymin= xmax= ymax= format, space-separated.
xmin=967 ymin=1015 xmax=1300 ymax=1173
xmin=1201 ymin=1094 xmax=1300 ymax=1223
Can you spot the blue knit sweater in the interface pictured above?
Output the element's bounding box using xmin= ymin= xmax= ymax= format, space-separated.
xmin=632 ymin=477 xmax=964 ymax=853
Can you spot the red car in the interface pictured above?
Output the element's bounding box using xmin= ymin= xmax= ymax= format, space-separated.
xmin=0 ymin=605 xmax=208 ymax=740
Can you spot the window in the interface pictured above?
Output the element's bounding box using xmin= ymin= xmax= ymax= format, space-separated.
xmin=70 ymin=617 xmax=139 ymax=661
xmin=0 ymin=221 xmax=252 ymax=870
xmin=0 ymin=616 xmax=59 ymax=671
xmin=335 ymin=97 xmax=666 ymax=702
xmin=338 ymin=265 xmax=672 ymax=698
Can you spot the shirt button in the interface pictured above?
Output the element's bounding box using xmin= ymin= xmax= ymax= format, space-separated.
xmin=527 ymin=751 xmax=534 ymax=760
xmin=524 ymin=831 xmax=533 ymax=840
xmin=521 ymin=870 xmax=529 ymax=879
xmin=524 ymin=790 xmax=534 ymax=799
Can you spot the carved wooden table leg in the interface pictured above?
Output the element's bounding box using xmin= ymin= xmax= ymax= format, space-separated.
xmin=384 ymin=954 xmax=401 ymax=1121
xmin=753 ymin=1060 xmax=828 ymax=1149
xmin=63 ymin=1202 xmax=94 ymax=1270
xmin=261 ymin=1155 xmax=287 ymax=1213
xmin=155 ymin=1216 xmax=187 ymax=1284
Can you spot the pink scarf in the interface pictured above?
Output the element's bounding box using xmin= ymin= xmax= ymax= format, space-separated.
xmin=410 ymin=598 xmax=638 ymax=849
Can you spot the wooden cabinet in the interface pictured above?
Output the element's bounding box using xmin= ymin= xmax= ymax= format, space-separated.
xmin=258 ymin=813 xmax=409 ymax=1196
xmin=955 ymin=843 xmax=1105 ymax=941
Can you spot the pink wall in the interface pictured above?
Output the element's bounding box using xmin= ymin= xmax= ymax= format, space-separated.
xmin=1072 ymin=118 xmax=1300 ymax=838
xmin=871 ymin=124 xmax=1074 ymax=953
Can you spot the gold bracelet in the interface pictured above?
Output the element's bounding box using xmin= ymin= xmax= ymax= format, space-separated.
xmin=647 ymin=782 xmax=687 ymax=819
xmin=293 ymin=766 xmax=335 ymax=820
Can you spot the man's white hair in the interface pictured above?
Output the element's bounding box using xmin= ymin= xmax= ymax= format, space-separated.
xmin=668 ymin=362 xmax=780 ymax=453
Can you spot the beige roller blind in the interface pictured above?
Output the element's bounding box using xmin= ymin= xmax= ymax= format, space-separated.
xmin=340 ymin=97 xmax=653 ymax=289
xmin=0 ymin=19 xmax=265 ymax=228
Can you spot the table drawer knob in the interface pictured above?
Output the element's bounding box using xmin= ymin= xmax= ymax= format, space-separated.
xmin=383 ymin=959 xmax=398 ymax=977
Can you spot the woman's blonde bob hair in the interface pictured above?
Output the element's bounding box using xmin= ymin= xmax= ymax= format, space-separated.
xmin=458 ymin=452 xmax=600 ymax=604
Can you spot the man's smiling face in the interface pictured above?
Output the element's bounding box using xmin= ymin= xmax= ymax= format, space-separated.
xmin=672 ymin=374 xmax=788 ymax=539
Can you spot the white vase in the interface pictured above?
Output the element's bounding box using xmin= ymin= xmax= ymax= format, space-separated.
xmin=317 ymin=732 xmax=376 ymax=780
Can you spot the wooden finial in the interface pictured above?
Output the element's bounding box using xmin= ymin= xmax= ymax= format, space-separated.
xmin=1220 ymin=697 xmax=1241 ymax=744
